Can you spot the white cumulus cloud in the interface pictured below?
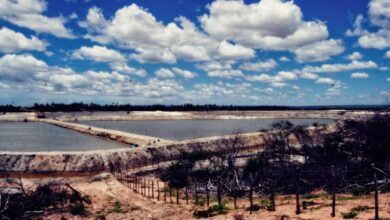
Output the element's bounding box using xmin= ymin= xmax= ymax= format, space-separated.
xmin=239 ymin=59 xmax=277 ymax=72
xmin=0 ymin=27 xmax=46 ymax=53
xmin=199 ymin=0 xmax=329 ymax=50
xmin=293 ymin=39 xmax=344 ymax=63
xmin=351 ymin=72 xmax=369 ymax=79
xmin=0 ymin=0 xmax=74 ymax=38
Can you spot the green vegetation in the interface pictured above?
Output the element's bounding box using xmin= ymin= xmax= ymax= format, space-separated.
xmin=193 ymin=204 xmax=229 ymax=218
xmin=301 ymin=194 xmax=321 ymax=200
xmin=341 ymin=205 xmax=372 ymax=219
xmin=342 ymin=210 xmax=358 ymax=219
xmin=108 ymin=201 xmax=123 ymax=213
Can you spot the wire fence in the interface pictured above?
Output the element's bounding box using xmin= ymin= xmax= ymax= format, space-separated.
xmin=112 ymin=164 xmax=390 ymax=219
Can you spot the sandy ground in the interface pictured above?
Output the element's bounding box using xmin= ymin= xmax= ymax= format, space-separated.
xmin=10 ymin=173 xmax=390 ymax=220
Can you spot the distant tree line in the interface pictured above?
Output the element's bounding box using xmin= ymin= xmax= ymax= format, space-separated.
xmin=0 ymin=102 xmax=389 ymax=112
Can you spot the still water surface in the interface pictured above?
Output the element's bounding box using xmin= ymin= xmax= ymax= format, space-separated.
xmin=80 ymin=119 xmax=334 ymax=141
xmin=0 ymin=122 xmax=128 ymax=151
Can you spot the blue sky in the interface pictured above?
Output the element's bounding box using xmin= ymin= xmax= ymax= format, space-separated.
xmin=0 ymin=0 xmax=389 ymax=106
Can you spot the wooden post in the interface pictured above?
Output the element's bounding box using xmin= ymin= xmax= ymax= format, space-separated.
xmin=152 ymin=181 xmax=154 ymax=199
xmin=233 ymin=189 xmax=237 ymax=209
xmin=141 ymin=178 xmax=143 ymax=195
xmin=249 ymin=184 xmax=253 ymax=214
xmin=140 ymin=178 xmax=142 ymax=194
xmin=270 ymin=187 xmax=275 ymax=211
xmin=176 ymin=187 xmax=179 ymax=204
xmin=157 ymin=181 xmax=160 ymax=201
xmin=148 ymin=180 xmax=151 ymax=198
xmin=372 ymin=164 xmax=379 ymax=220
xmin=164 ymin=182 xmax=167 ymax=203
xmin=185 ymin=185 xmax=189 ymax=205
xmin=206 ymin=184 xmax=210 ymax=207
xmin=170 ymin=187 xmax=173 ymax=204
xmin=217 ymin=180 xmax=222 ymax=205
xmin=331 ymin=165 xmax=336 ymax=217
xmin=139 ymin=178 xmax=141 ymax=195
xmin=295 ymin=172 xmax=301 ymax=215
xmin=195 ymin=182 xmax=199 ymax=205
xmin=143 ymin=179 xmax=146 ymax=196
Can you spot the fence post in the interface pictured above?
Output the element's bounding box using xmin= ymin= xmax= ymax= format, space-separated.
xmin=164 ymin=182 xmax=167 ymax=203
xmin=233 ymin=189 xmax=237 ymax=209
xmin=270 ymin=186 xmax=275 ymax=211
xmin=148 ymin=180 xmax=151 ymax=198
xmin=139 ymin=178 xmax=142 ymax=193
xmin=170 ymin=187 xmax=173 ymax=204
xmin=206 ymin=184 xmax=210 ymax=207
xmin=295 ymin=170 xmax=301 ymax=215
xmin=152 ymin=181 xmax=154 ymax=199
xmin=233 ymin=180 xmax=237 ymax=209
xmin=331 ymin=165 xmax=336 ymax=217
xmin=137 ymin=178 xmax=140 ymax=193
xmin=157 ymin=180 xmax=160 ymax=201
xmin=372 ymin=163 xmax=379 ymax=220
xmin=142 ymin=179 xmax=145 ymax=195
xmin=195 ymin=183 xmax=199 ymax=206
xmin=217 ymin=180 xmax=222 ymax=205
xmin=140 ymin=178 xmax=142 ymax=194
xmin=185 ymin=185 xmax=189 ymax=205
xmin=176 ymin=187 xmax=179 ymax=204
xmin=249 ymin=184 xmax=253 ymax=214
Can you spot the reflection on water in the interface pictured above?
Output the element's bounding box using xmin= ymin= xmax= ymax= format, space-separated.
xmin=0 ymin=122 xmax=128 ymax=151
xmin=80 ymin=119 xmax=334 ymax=141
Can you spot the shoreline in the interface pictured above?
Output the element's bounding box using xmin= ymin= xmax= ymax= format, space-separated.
xmin=0 ymin=110 xmax=379 ymax=122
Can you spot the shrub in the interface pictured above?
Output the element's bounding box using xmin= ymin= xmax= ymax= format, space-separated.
xmin=193 ymin=204 xmax=229 ymax=218
xmin=259 ymin=198 xmax=274 ymax=210
xmin=342 ymin=205 xmax=371 ymax=219
xmin=341 ymin=210 xmax=358 ymax=219
xmin=351 ymin=205 xmax=371 ymax=212
xmin=301 ymin=194 xmax=320 ymax=200
xmin=108 ymin=201 xmax=123 ymax=213
xmin=69 ymin=203 xmax=86 ymax=216
xmin=302 ymin=201 xmax=316 ymax=209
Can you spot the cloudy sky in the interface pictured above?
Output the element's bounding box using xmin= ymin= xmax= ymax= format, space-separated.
xmin=0 ymin=0 xmax=389 ymax=106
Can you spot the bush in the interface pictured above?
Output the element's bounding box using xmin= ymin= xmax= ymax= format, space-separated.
xmin=108 ymin=201 xmax=123 ymax=213
xmin=193 ymin=204 xmax=229 ymax=218
xmin=341 ymin=210 xmax=358 ymax=219
xmin=69 ymin=203 xmax=86 ymax=216
xmin=301 ymin=194 xmax=320 ymax=200
xmin=260 ymin=198 xmax=273 ymax=210
xmin=342 ymin=205 xmax=371 ymax=219
xmin=351 ymin=205 xmax=371 ymax=212
xmin=196 ymin=196 xmax=206 ymax=207
xmin=302 ymin=201 xmax=316 ymax=209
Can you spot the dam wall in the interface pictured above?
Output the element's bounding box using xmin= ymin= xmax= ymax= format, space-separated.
xmin=0 ymin=132 xmax=263 ymax=173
